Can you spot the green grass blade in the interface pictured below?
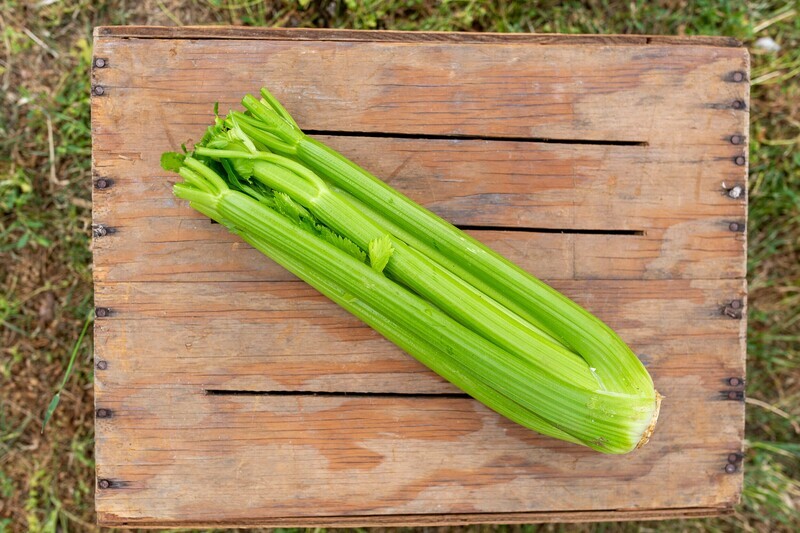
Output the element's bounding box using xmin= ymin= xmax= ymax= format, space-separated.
xmin=42 ymin=310 xmax=93 ymax=433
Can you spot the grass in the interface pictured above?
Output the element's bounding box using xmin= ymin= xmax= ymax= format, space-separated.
xmin=0 ymin=0 xmax=798 ymax=531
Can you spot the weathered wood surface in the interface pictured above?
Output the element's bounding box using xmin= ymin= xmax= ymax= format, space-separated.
xmin=95 ymin=385 xmax=742 ymax=524
xmin=91 ymin=37 xmax=749 ymax=143
xmin=93 ymin=134 xmax=746 ymax=282
xmin=91 ymin=27 xmax=748 ymax=527
xmin=96 ymin=25 xmax=743 ymax=47
xmin=94 ymin=278 xmax=744 ymax=393
xmin=96 ymin=508 xmax=731 ymax=529
xmin=93 ymin=221 xmax=744 ymax=283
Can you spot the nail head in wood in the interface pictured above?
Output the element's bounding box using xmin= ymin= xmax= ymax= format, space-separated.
xmin=95 ymin=307 xmax=110 ymax=318
xmin=723 ymin=307 xmax=743 ymax=320
xmin=96 ymin=360 xmax=108 ymax=370
xmin=734 ymin=155 xmax=746 ymax=166
xmin=729 ymin=222 xmax=741 ymax=232
xmin=93 ymin=85 xmax=105 ymax=96
xmin=96 ymin=408 xmax=112 ymax=418
xmin=726 ymin=390 xmax=744 ymax=401
xmin=732 ymin=99 xmax=746 ymax=110
xmin=723 ymin=299 xmax=743 ymax=319
xmin=730 ymin=71 xmax=746 ymax=83
xmin=728 ymin=377 xmax=743 ymax=387
xmin=98 ymin=479 xmax=111 ymax=489
xmin=94 ymin=57 xmax=107 ymax=68
xmin=730 ymin=135 xmax=743 ymax=145
xmin=728 ymin=452 xmax=743 ymax=464
xmin=94 ymin=178 xmax=110 ymax=189
xmin=724 ymin=463 xmax=737 ymax=474
xmin=727 ymin=185 xmax=744 ymax=199
xmin=92 ymin=224 xmax=115 ymax=238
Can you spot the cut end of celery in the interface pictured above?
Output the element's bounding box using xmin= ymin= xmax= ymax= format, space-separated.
xmin=635 ymin=390 xmax=663 ymax=450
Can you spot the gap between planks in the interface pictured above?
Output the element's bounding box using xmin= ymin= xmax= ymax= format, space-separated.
xmin=206 ymin=218 xmax=647 ymax=236
xmin=205 ymin=389 xmax=471 ymax=398
xmin=302 ymin=128 xmax=650 ymax=146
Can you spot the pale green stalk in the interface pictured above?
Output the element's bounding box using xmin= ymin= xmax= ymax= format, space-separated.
xmin=237 ymin=90 xmax=656 ymax=398
xmin=195 ymin=147 xmax=601 ymax=391
xmin=170 ymin=158 xmax=658 ymax=452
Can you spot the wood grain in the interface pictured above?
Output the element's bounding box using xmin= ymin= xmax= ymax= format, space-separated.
xmin=91 ymin=132 xmax=746 ymax=282
xmin=94 ymin=384 xmax=743 ymax=522
xmin=92 ymin=135 xmax=746 ymax=231
xmin=90 ymin=37 xmax=748 ymax=142
xmin=91 ymin=28 xmax=748 ymax=526
xmin=91 ymin=219 xmax=744 ymax=284
xmin=97 ymin=507 xmax=732 ymax=529
xmin=95 ymin=26 xmax=743 ymax=47
xmin=93 ymin=278 xmax=744 ymax=393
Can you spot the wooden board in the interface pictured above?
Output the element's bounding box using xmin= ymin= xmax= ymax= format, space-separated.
xmin=91 ymin=27 xmax=748 ymax=527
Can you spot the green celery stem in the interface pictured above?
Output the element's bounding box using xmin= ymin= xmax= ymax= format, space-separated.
xmin=294 ymin=136 xmax=654 ymax=396
xmin=178 ymin=178 xmax=657 ymax=453
xmin=190 ymin=200 xmax=584 ymax=447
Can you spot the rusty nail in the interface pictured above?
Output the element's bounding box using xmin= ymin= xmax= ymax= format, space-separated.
xmin=727 ymin=185 xmax=744 ymax=199
xmin=92 ymin=225 xmax=115 ymax=238
xmin=728 ymin=377 xmax=743 ymax=387
xmin=724 ymin=306 xmax=742 ymax=319
xmin=96 ymin=360 xmax=108 ymax=370
xmin=734 ymin=155 xmax=746 ymax=166
xmin=730 ymin=135 xmax=743 ymax=145
xmin=725 ymin=463 xmax=737 ymax=474
xmin=95 ymin=178 xmax=109 ymax=189
xmin=728 ymin=452 xmax=743 ymax=463
xmin=98 ymin=479 xmax=111 ymax=489
xmin=93 ymin=85 xmax=105 ymax=96
xmin=95 ymin=307 xmax=109 ymax=318
xmin=729 ymin=222 xmax=741 ymax=232
xmin=726 ymin=390 xmax=744 ymax=401
xmin=94 ymin=58 xmax=106 ymax=68
xmin=96 ymin=408 xmax=111 ymax=418
xmin=731 ymin=71 xmax=746 ymax=83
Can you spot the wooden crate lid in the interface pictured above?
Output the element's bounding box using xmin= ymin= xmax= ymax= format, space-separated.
xmin=91 ymin=27 xmax=748 ymax=527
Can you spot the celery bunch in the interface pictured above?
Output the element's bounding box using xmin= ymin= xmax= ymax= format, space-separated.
xmin=161 ymin=88 xmax=661 ymax=454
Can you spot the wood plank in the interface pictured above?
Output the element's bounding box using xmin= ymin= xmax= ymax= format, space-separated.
xmin=90 ymin=133 xmax=746 ymax=282
xmin=90 ymin=30 xmax=748 ymax=526
xmin=95 ymin=26 xmax=743 ymax=47
xmin=90 ymin=218 xmax=744 ymax=284
xmin=93 ymin=279 xmax=745 ymax=393
xmin=98 ymin=507 xmax=733 ymax=529
xmin=90 ymin=38 xmax=749 ymax=143
xmin=92 ymin=135 xmax=746 ymax=232
xmin=94 ymin=384 xmax=743 ymax=522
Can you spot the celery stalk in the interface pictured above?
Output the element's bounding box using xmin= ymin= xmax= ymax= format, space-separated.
xmin=195 ymin=146 xmax=600 ymax=391
xmin=169 ymin=157 xmax=659 ymax=453
xmin=162 ymin=88 xmax=662 ymax=454
xmin=238 ymin=90 xmax=656 ymax=396
xmin=188 ymin=196 xmax=583 ymax=447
